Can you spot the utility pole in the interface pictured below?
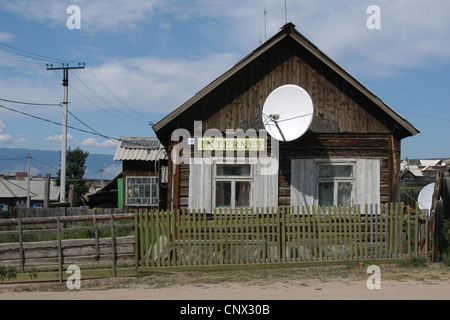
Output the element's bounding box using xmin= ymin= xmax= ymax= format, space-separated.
xmin=47 ymin=63 xmax=85 ymax=203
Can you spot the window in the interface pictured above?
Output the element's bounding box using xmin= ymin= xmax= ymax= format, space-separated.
xmin=126 ymin=176 xmax=158 ymax=206
xmin=317 ymin=164 xmax=354 ymax=206
xmin=214 ymin=164 xmax=252 ymax=208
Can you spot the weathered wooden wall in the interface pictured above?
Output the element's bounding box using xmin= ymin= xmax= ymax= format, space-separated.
xmin=160 ymin=36 xmax=403 ymax=210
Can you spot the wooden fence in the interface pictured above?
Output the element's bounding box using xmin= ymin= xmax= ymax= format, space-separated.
xmin=13 ymin=207 xmax=124 ymax=218
xmin=0 ymin=203 xmax=431 ymax=281
xmin=0 ymin=214 xmax=135 ymax=281
xmin=135 ymin=203 xmax=429 ymax=268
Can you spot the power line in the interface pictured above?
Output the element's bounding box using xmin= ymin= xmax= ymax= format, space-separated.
xmin=0 ymin=97 xmax=61 ymax=107
xmin=0 ymin=103 xmax=120 ymax=141
xmin=85 ymin=66 xmax=151 ymax=121
xmin=30 ymin=156 xmax=59 ymax=171
xmin=69 ymin=69 xmax=146 ymax=123
xmin=52 ymin=69 xmax=145 ymax=124
xmin=0 ymin=53 xmax=45 ymax=65
xmin=0 ymin=42 xmax=78 ymax=65
xmin=0 ymin=96 xmax=117 ymax=142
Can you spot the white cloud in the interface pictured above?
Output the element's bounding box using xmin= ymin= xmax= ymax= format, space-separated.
xmin=0 ymin=120 xmax=12 ymax=142
xmin=3 ymin=0 xmax=450 ymax=79
xmin=13 ymin=135 xmax=30 ymax=143
xmin=0 ymin=0 xmax=162 ymax=31
xmin=0 ymin=31 xmax=13 ymax=42
xmin=44 ymin=134 xmax=74 ymax=142
xmin=81 ymin=137 xmax=118 ymax=148
xmin=75 ymin=52 xmax=239 ymax=115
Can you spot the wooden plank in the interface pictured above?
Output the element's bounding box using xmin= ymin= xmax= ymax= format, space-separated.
xmin=134 ymin=212 xmax=139 ymax=267
xmin=145 ymin=210 xmax=149 ymax=267
xmin=317 ymin=206 xmax=323 ymax=261
xmin=149 ymin=209 xmax=155 ymax=266
xmin=57 ymin=218 xmax=62 ymax=283
xmin=18 ymin=218 xmax=24 ymax=273
xmin=110 ymin=214 xmax=116 ymax=277
xmin=165 ymin=210 xmax=171 ymax=267
xmin=155 ymin=209 xmax=161 ymax=266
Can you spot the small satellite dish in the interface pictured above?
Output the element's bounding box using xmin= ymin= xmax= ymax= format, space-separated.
xmin=418 ymin=183 xmax=435 ymax=215
xmin=262 ymin=84 xmax=314 ymax=142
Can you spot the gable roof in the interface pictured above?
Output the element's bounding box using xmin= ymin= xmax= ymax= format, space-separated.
xmin=153 ymin=23 xmax=419 ymax=139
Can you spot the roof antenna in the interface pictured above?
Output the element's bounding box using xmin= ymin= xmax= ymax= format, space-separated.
xmin=264 ymin=0 xmax=267 ymax=42
xmin=284 ymin=0 xmax=288 ymax=24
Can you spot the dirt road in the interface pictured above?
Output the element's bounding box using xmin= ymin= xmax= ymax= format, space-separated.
xmin=1 ymin=264 xmax=450 ymax=300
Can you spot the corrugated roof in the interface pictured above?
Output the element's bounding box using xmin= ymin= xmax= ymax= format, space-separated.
xmin=0 ymin=178 xmax=60 ymax=200
xmin=113 ymin=137 xmax=167 ymax=161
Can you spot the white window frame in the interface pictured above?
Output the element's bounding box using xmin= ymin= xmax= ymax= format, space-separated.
xmin=212 ymin=162 xmax=253 ymax=209
xmin=126 ymin=176 xmax=159 ymax=207
xmin=316 ymin=161 xmax=356 ymax=207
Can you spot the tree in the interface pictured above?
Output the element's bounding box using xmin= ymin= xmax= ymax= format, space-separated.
xmin=56 ymin=147 xmax=89 ymax=203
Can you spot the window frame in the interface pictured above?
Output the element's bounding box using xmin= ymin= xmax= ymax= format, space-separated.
xmin=213 ymin=162 xmax=253 ymax=209
xmin=126 ymin=176 xmax=159 ymax=207
xmin=316 ymin=162 xmax=355 ymax=207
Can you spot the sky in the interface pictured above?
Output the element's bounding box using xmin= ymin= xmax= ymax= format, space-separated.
xmin=0 ymin=0 xmax=449 ymax=160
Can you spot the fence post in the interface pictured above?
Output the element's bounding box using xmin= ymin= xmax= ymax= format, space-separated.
xmin=110 ymin=214 xmax=116 ymax=277
xmin=432 ymin=200 xmax=444 ymax=263
xmin=18 ymin=218 xmax=24 ymax=273
xmin=56 ymin=217 xmax=63 ymax=283
xmin=145 ymin=210 xmax=149 ymax=267
xmin=134 ymin=211 xmax=139 ymax=268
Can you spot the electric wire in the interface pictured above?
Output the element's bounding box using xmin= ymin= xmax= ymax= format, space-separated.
xmin=0 ymin=43 xmax=155 ymax=125
xmin=69 ymin=70 xmax=146 ymax=124
xmin=0 ymin=96 xmax=118 ymax=142
xmin=51 ymin=69 xmax=144 ymax=125
xmin=86 ymin=66 xmax=151 ymax=121
xmin=0 ymin=97 xmax=61 ymax=107
xmin=30 ymin=156 xmax=59 ymax=172
xmin=0 ymin=103 xmax=120 ymax=141
xmin=0 ymin=41 xmax=78 ymax=65
xmin=0 ymin=53 xmax=45 ymax=65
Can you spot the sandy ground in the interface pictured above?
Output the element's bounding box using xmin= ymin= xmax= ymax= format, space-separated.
xmin=1 ymin=264 xmax=450 ymax=300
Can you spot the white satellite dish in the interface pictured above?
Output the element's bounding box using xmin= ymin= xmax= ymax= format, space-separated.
xmin=418 ymin=183 xmax=435 ymax=215
xmin=262 ymin=84 xmax=314 ymax=142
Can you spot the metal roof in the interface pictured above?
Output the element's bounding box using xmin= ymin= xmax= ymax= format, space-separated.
xmin=0 ymin=178 xmax=60 ymax=200
xmin=113 ymin=137 xmax=167 ymax=161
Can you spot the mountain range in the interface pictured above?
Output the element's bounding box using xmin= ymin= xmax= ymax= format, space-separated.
xmin=0 ymin=148 xmax=121 ymax=180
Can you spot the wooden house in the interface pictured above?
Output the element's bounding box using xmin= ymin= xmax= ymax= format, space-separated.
xmin=113 ymin=137 xmax=168 ymax=212
xmin=152 ymin=23 xmax=420 ymax=213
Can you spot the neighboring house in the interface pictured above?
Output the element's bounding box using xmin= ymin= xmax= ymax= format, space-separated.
xmin=82 ymin=173 xmax=122 ymax=209
xmin=400 ymin=164 xmax=424 ymax=181
xmin=0 ymin=177 xmax=60 ymax=211
xmin=113 ymin=137 xmax=168 ymax=212
xmin=152 ymin=23 xmax=419 ymax=213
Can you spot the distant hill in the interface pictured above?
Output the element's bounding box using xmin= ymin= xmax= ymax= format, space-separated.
xmin=0 ymin=148 xmax=121 ymax=180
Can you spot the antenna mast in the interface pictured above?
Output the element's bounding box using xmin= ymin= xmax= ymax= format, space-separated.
xmin=284 ymin=0 xmax=287 ymax=24
xmin=264 ymin=0 xmax=267 ymax=42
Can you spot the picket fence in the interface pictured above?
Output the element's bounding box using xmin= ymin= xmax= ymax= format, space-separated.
xmin=134 ymin=203 xmax=429 ymax=268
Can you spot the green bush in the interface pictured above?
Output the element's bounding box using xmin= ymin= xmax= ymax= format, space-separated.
xmin=0 ymin=264 xmax=18 ymax=281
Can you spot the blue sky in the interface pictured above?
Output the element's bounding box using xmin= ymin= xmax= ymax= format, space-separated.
xmin=0 ymin=0 xmax=449 ymax=160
